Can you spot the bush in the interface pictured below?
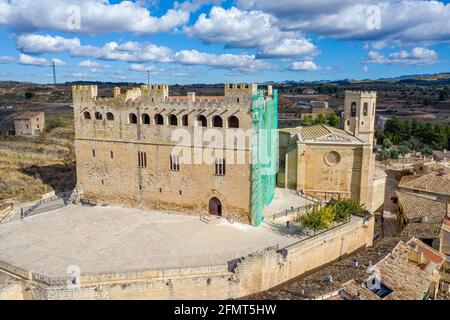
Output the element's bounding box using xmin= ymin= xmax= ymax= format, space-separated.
xmin=24 ymin=91 xmax=35 ymax=99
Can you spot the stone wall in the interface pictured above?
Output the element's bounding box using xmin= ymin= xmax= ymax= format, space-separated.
xmin=10 ymin=215 xmax=374 ymax=300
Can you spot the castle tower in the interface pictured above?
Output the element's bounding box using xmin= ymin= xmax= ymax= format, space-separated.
xmin=343 ymin=91 xmax=377 ymax=148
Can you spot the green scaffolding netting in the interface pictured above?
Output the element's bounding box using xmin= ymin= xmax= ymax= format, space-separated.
xmin=251 ymin=89 xmax=279 ymax=227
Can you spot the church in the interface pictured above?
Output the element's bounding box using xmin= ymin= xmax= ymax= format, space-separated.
xmin=278 ymin=91 xmax=386 ymax=212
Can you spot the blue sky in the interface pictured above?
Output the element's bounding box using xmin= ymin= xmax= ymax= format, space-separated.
xmin=0 ymin=0 xmax=449 ymax=84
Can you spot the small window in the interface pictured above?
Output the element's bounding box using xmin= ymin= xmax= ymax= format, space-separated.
xmin=129 ymin=113 xmax=137 ymax=124
xmin=351 ymin=102 xmax=357 ymax=117
xmin=139 ymin=185 xmax=142 ymax=191
xmin=95 ymin=112 xmax=103 ymax=120
xmin=26 ymin=125 xmax=29 ymax=128
xmin=92 ymin=149 xmax=96 ymax=157
xmin=212 ymin=116 xmax=223 ymax=128
xmin=215 ymin=158 xmax=226 ymax=176
xmin=83 ymin=111 xmax=91 ymax=119
xmin=37 ymin=124 xmax=39 ymax=128
xmin=363 ymin=103 xmax=368 ymax=116
xmin=142 ymin=113 xmax=150 ymax=125
xmin=159 ymin=188 xmax=162 ymax=193
xmin=237 ymin=98 xmax=240 ymax=103
xmin=36 ymin=118 xmax=39 ymax=121
xmin=101 ymin=179 xmax=104 ymax=185
xmin=110 ymin=151 xmax=114 ymax=159
xmin=155 ymin=114 xmax=164 ymax=125
xmin=197 ymin=115 xmax=207 ymax=127
xmin=182 ymin=115 xmax=188 ymax=126
xmin=179 ymin=190 xmax=182 ymax=196
xmin=228 ymin=116 xmax=239 ymax=128
xmin=168 ymin=114 xmax=178 ymax=126
xmin=106 ymin=112 xmax=114 ymax=121
xmin=170 ymin=155 xmax=180 ymax=171
xmin=137 ymin=151 xmax=147 ymax=168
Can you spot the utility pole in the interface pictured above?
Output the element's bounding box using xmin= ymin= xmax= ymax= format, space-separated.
xmin=147 ymin=70 xmax=150 ymax=85
xmin=52 ymin=60 xmax=57 ymax=85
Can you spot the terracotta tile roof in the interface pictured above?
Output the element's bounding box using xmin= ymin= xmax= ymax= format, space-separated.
xmin=362 ymin=241 xmax=434 ymax=300
xmin=401 ymin=222 xmax=442 ymax=239
xmin=14 ymin=111 xmax=43 ymax=120
xmin=407 ymin=238 xmax=445 ymax=266
xmin=298 ymin=125 xmax=365 ymax=144
xmin=340 ymin=279 xmax=381 ymax=300
xmin=399 ymin=168 xmax=450 ymax=196
xmin=396 ymin=191 xmax=447 ymax=221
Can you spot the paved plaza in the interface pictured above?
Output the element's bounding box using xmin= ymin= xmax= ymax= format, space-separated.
xmin=0 ymin=205 xmax=306 ymax=277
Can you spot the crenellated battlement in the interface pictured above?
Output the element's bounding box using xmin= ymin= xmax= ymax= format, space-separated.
xmin=224 ymin=83 xmax=257 ymax=97
xmin=345 ymin=91 xmax=377 ymax=98
xmin=72 ymin=85 xmax=98 ymax=101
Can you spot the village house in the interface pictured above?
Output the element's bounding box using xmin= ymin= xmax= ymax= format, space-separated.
xmin=14 ymin=111 xmax=45 ymax=137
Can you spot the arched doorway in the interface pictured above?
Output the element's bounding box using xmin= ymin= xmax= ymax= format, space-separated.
xmin=208 ymin=197 xmax=222 ymax=216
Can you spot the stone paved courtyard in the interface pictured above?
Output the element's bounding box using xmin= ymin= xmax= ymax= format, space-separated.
xmin=0 ymin=205 xmax=306 ymax=277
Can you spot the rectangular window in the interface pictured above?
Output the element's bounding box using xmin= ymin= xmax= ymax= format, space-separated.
xmin=137 ymin=151 xmax=147 ymax=168
xmin=170 ymin=155 xmax=180 ymax=171
xmin=110 ymin=151 xmax=114 ymax=159
xmin=92 ymin=149 xmax=96 ymax=157
xmin=215 ymin=158 xmax=226 ymax=176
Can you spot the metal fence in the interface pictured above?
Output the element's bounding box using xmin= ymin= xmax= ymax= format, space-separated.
xmin=20 ymin=190 xmax=74 ymax=219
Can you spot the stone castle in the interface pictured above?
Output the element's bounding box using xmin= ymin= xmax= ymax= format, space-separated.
xmin=72 ymin=84 xmax=278 ymax=226
xmin=73 ymin=84 xmax=384 ymax=225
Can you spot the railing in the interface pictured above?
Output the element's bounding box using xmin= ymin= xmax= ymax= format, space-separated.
xmin=20 ymin=190 xmax=75 ymax=219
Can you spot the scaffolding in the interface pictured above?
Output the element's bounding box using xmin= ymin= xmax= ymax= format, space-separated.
xmin=251 ymin=89 xmax=279 ymax=226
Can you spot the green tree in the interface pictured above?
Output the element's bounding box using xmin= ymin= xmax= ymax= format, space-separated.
xmin=303 ymin=115 xmax=314 ymax=126
xmin=433 ymin=124 xmax=448 ymax=150
xmin=327 ymin=112 xmax=341 ymax=127
xmin=382 ymin=138 xmax=393 ymax=149
xmin=378 ymin=149 xmax=391 ymax=160
xmin=439 ymin=88 xmax=449 ymax=101
xmin=406 ymin=137 xmax=422 ymax=152
xmin=420 ymin=145 xmax=433 ymax=156
xmin=397 ymin=144 xmax=411 ymax=158
xmin=24 ymin=91 xmax=35 ymax=99
xmin=314 ymin=113 xmax=329 ymax=125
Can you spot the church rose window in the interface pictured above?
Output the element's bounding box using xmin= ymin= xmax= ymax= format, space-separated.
xmin=324 ymin=151 xmax=341 ymax=167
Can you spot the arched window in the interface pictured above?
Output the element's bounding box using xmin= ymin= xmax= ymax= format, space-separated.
xmin=228 ymin=116 xmax=239 ymax=128
xmin=129 ymin=113 xmax=137 ymax=124
xmin=142 ymin=113 xmax=150 ymax=125
xmin=168 ymin=114 xmax=178 ymax=126
xmin=154 ymin=114 xmax=164 ymax=125
xmin=212 ymin=115 xmax=223 ymax=128
xmin=95 ymin=112 xmax=103 ymax=120
xmin=83 ymin=111 xmax=91 ymax=119
xmin=182 ymin=115 xmax=188 ymax=126
xmin=106 ymin=112 xmax=114 ymax=121
xmin=351 ymin=102 xmax=357 ymax=117
xmin=363 ymin=103 xmax=368 ymax=116
xmin=197 ymin=115 xmax=207 ymax=127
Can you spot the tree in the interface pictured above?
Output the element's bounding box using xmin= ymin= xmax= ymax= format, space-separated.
xmin=303 ymin=115 xmax=314 ymax=126
xmin=328 ymin=112 xmax=341 ymax=127
xmin=314 ymin=113 xmax=329 ymax=125
xmin=382 ymin=138 xmax=393 ymax=149
xmin=406 ymin=137 xmax=422 ymax=152
xmin=378 ymin=149 xmax=391 ymax=160
xmin=420 ymin=145 xmax=433 ymax=156
xmin=397 ymin=144 xmax=411 ymax=158
xmin=439 ymin=88 xmax=449 ymax=101
xmin=433 ymin=124 xmax=448 ymax=150
xmin=24 ymin=91 xmax=35 ymax=99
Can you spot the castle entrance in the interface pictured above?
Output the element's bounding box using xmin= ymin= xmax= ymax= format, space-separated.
xmin=208 ymin=197 xmax=222 ymax=216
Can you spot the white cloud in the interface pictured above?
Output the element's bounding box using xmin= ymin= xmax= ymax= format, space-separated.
xmin=362 ymin=65 xmax=369 ymax=73
xmin=0 ymin=0 xmax=189 ymax=34
xmin=365 ymin=47 xmax=439 ymax=65
xmin=129 ymin=64 xmax=164 ymax=73
xmin=186 ymin=6 xmax=317 ymax=58
xmin=16 ymin=34 xmax=173 ymax=63
xmin=16 ymin=34 xmax=80 ymax=54
xmin=288 ymin=60 xmax=319 ymax=72
xmin=78 ymin=59 xmax=108 ymax=69
xmin=18 ymin=54 xmax=65 ymax=66
xmin=63 ymin=72 xmax=89 ymax=78
xmin=174 ymin=50 xmax=271 ymax=71
xmin=239 ymin=0 xmax=450 ymax=44
xmin=0 ymin=56 xmax=14 ymax=64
